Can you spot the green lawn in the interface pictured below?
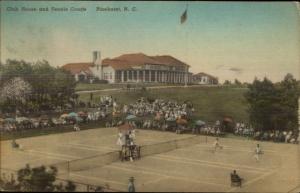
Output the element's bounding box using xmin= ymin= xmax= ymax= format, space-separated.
xmin=79 ymin=86 xmax=249 ymax=124
xmin=75 ymin=83 xmax=179 ymax=91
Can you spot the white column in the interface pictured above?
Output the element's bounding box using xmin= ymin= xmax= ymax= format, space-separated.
xmin=179 ymin=73 xmax=182 ymax=83
xmin=155 ymin=71 xmax=158 ymax=82
xmin=149 ymin=70 xmax=152 ymax=82
xmin=166 ymin=71 xmax=171 ymax=83
xmin=127 ymin=71 xmax=129 ymax=82
xmin=130 ymin=71 xmax=132 ymax=82
xmin=137 ymin=70 xmax=140 ymax=82
xmin=172 ymin=72 xmax=175 ymax=83
xmin=158 ymin=71 xmax=161 ymax=82
xmin=121 ymin=71 xmax=124 ymax=82
xmin=143 ymin=70 xmax=146 ymax=82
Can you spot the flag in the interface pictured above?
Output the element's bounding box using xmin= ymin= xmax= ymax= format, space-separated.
xmin=180 ymin=9 xmax=187 ymax=24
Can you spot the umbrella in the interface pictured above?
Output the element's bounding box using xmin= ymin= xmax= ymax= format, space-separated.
xmin=16 ymin=117 xmax=29 ymax=123
xmin=126 ymin=114 xmax=137 ymax=120
xmin=40 ymin=115 xmax=49 ymax=120
xmin=176 ymin=119 xmax=188 ymax=125
xmin=166 ymin=117 xmax=176 ymax=122
xmin=112 ymin=111 xmax=121 ymax=118
xmin=60 ymin=114 xmax=69 ymax=118
xmin=78 ymin=111 xmax=87 ymax=117
xmin=195 ymin=120 xmax=206 ymax=126
xmin=223 ymin=117 xmax=233 ymax=123
xmin=5 ymin=118 xmax=16 ymax=123
xmin=118 ymin=123 xmax=133 ymax=132
xmin=75 ymin=116 xmax=83 ymax=122
xmin=69 ymin=112 xmax=78 ymax=117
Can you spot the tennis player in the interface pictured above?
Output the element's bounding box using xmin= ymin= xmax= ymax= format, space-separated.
xmin=254 ymin=144 xmax=262 ymax=161
xmin=213 ymin=137 xmax=223 ymax=152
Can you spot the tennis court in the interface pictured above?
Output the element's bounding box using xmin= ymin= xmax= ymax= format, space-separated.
xmin=1 ymin=127 xmax=299 ymax=192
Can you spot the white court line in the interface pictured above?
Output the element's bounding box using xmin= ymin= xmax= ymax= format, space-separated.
xmin=6 ymin=148 xmax=70 ymax=161
xmin=155 ymin=154 xmax=273 ymax=172
xmin=25 ymin=149 xmax=80 ymax=160
xmin=2 ymin=157 xmax=50 ymax=169
xmin=226 ymin=170 xmax=277 ymax=192
xmin=70 ymin=173 xmax=127 ymax=187
xmin=137 ymin=176 xmax=170 ymax=187
xmin=66 ymin=143 xmax=117 ymax=151
xmin=152 ymin=155 xmax=271 ymax=173
xmin=107 ymin=164 xmax=228 ymax=188
xmin=113 ymin=162 xmax=227 ymax=182
xmin=193 ymin=144 xmax=277 ymax=153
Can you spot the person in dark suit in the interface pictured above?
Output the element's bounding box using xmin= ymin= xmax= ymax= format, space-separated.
xmin=231 ymin=170 xmax=242 ymax=187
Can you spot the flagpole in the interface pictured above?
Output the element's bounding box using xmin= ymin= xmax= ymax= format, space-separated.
xmin=184 ymin=3 xmax=188 ymax=87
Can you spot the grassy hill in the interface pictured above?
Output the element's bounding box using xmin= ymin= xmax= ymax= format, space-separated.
xmin=75 ymin=83 xmax=178 ymax=91
xmin=79 ymin=86 xmax=249 ymax=124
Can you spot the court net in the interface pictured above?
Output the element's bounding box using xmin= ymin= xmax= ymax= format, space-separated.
xmin=51 ymin=135 xmax=204 ymax=175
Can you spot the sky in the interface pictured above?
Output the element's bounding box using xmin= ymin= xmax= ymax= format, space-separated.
xmin=1 ymin=1 xmax=299 ymax=83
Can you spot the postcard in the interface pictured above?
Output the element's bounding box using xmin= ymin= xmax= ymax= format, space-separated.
xmin=0 ymin=1 xmax=299 ymax=192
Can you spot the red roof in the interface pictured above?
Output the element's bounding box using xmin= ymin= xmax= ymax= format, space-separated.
xmin=62 ymin=63 xmax=94 ymax=75
xmin=102 ymin=53 xmax=189 ymax=70
xmin=150 ymin=55 xmax=189 ymax=67
xmin=62 ymin=53 xmax=189 ymax=71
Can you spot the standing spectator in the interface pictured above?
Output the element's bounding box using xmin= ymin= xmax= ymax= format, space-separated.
xmin=128 ymin=177 xmax=135 ymax=192
xmin=73 ymin=123 xmax=80 ymax=131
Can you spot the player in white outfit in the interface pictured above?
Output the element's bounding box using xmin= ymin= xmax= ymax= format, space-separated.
xmin=254 ymin=144 xmax=262 ymax=161
xmin=213 ymin=138 xmax=223 ymax=153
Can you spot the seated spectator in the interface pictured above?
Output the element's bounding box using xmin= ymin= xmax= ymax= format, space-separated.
xmin=230 ymin=170 xmax=242 ymax=187
xmin=11 ymin=139 xmax=20 ymax=149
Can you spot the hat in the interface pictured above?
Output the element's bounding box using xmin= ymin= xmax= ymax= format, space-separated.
xmin=129 ymin=177 xmax=134 ymax=181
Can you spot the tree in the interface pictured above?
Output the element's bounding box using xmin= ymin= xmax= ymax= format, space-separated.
xmin=223 ymin=80 xmax=231 ymax=85
xmin=276 ymin=73 xmax=299 ymax=129
xmin=245 ymin=77 xmax=279 ymax=130
xmin=0 ymin=59 xmax=76 ymax=112
xmin=0 ymin=164 xmax=76 ymax=192
xmin=245 ymin=74 xmax=300 ymax=131
xmin=234 ymin=79 xmax=242 ymax=86
xmin=0 ymin=59 xmax=33 ymax=87
xmin=0 ymin=77 xmax=32 ymax=115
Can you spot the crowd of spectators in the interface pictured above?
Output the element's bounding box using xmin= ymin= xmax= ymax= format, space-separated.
xmin=0 ymin=96 xmax=114 ymax=133
xmin=0 ymin=95 xmax=299 ymax=144
xmin=233 ymin=122 xmax=299 ymax=144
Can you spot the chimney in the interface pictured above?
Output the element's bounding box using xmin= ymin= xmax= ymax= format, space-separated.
xmin=93 ymin=51 xmax=101 ymax=71
xmin=93 ymin=51 xmax=101 ymax=64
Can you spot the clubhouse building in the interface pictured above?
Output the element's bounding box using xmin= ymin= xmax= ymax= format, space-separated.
xmin=62 ymin=52 xmax=193 ymax=84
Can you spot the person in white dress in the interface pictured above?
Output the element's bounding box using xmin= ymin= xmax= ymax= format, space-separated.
xmin=117 ymin=131 xmax=123 ymax=146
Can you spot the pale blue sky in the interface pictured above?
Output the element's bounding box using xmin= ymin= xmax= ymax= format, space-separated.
xmin=1 ymin=1 xmax=299 ymax=82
